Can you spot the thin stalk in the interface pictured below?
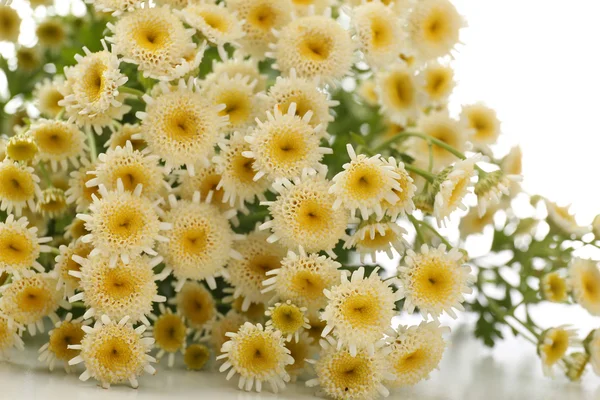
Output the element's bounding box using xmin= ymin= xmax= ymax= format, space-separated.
xmin=86 ymin=128 xmax=97 ymax=163
xmin=404 ymin=164 xmax=435 ymax=182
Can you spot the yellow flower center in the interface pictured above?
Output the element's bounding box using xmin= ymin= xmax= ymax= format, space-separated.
xmin=370 ymin=17 xmax=393 ymax=49
xmin=0 ymin=229 xmax=34 ymax=268
xmin=299 ymin=35 xmax=332 ymax=62
xmin=345 ymin=164 xmax=386 ymax=200
xmin=154 ymin=314 xmax=187 ymax=353
xmin=200 ymin=11 xmax=229 ymax=33
xmin=423 ymin=8 xmax=450 ymax=43
xmin=248 ymin=4 xmax=277 ymax=31
xmin=268 ymin=129 xmax=308 ymax=166
xmin=184 ymin=344 xmax=210 ymax=370
xmin=237 ymin=334 xmax=279 ymax=374
xmin=411 ymin=256 xmax=455 ymax=305
xmin=295 ymin=198 xmax=329 ymax=231
xmin=248 ymin=254 xmax=281 ymax=276
xmin=290 ymin=270 xmax=326 ymax=300
xmin=133 ymin=23 xmax=169 ymax=51
xmin=448 ymin=176 xmax=470 ymax=208
xmin=166 ymin=107 xmax=200 ymax=141
xmin=82 ymin=61 xmax=107 ymax=102
xmin=49 ymin=322 xmax=85 ymax=361
xmin=329 ymin=352 xmax=372 ymax=392
xmin=542 ymin=329 xmax=570 ymax=365
xmin=388 ymin=71 xmax=415 ymax=109
xmin=581 ymin=270 xmax=600 ymax=304
xmin=17 ymin=286 xmax=52 ymax=313
xmin=426 ymin=70 xmax=451 ymax=97
xmin=0 ymin=165 xmax=36 ymax=201
xmin=232 ymin=153 xmax=256 ymax=183
xmin=180 ymin=226 xmax=208 ymax=256
xmin=180 ymin=290 xmax=214 ymax=326
xmin=101 ymin=268 xmax=138 ymax=299
xmin=394 ymin=348 xmax=427 ymax=375
xmin=33 ymin=126 xmax=72 ymax=155
xmin=426 ymin=127 xmax=459 ymax=159
xmin=106 ymin=205 xmax=145 ymax=241
xmin=198 ymin=173 xmax=226 ymax=204
xmin=271 ymin=304 xmax=304 ymax=335
xmin=6 ymin=140 xmax=37 ymax=162
xmin=286 ymin=339 xmax=309 ymax=372
xmin=96 ymin=335 xmax=136 ymax=370
xmin=216 ymin=89 xmax=252 ymax=126
xmin=278 ymin=96 xmax=312 ymax=120
xmin=111 ymin=165 xmax=150 ymax=192
xmin=543 ymin=273 xmax=567 ymax=302
xmin=340 ymin=294 xmax=380 ymax=330
xmin=468 ymin=112 xmax=494 ymax=140
xmin=359 ymin=227 xmax=395 ymax=249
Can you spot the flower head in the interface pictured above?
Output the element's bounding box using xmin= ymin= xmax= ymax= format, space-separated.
xmin=375 ymin=62 xmax=423 ymax=127
xmin=205 ymin=73 xmax=259 ymax=132
xmin=184 ymin=343 xmax=211 ymax=370
xmin=54 ymin=239 xmax=93 ymax=296
xmin=38 ymin=313 xmax=86 ymax=372
xmin=546 ymin=200 xmax=588 ymax=237
xmin=218 ymin=322 xmax=294 ymax=393
xmin=0 ymin=314 xmax=24 ymax=356
xmin=0 ymin=5 xmax=20 ymax=43
xmin=33 ymin=77 xmax=65 ymax=118
xmin=65 ymin=159 xmax=100 ymax=212
xmin=105 ymin=123 xmax=145 ymax=151
xmin=538 ymin=326 xmax=577 ymax=377
xmin=177 ymin=164 xmax=228 ymax=210
xmin=172 ymin=281 xmax=216 ymax=332
xmin=380 ymin=156 xmax=417 ymax=220
xmin=421 ymin=61 xmax=455 ymax=105
xmin=265 ymin=300 xmax=310 ymax=342
xmin=398 ymin=244 xmax=474 ymax=319
xmin=461 ymin=103 xmax=501 ymax=147
xmin=37 ymin=188 xmax=69 ymax=219
xmin=36 ymin=19 xmax=67 ymax=48
xmin=28 ymin=119 xmax=86 ymax=171
xmin=568 ymin=258 xmax=600 ymax=315
xmin=211 ymin=310 xmax=247 ymax=354
xmin=475 ymin=170 xmax=521 ymax=217
xmin=149 ymin=304 xmax=189 ymax=368
xmin=344 ymin=220 xmax=407 ymax=262
xmin=0 ymin=159 xmax=42 ymax=216
xmin=5 ymin=133 xmax=38 ymax=163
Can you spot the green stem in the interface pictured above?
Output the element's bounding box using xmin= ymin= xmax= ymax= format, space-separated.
xmin=47 ymin=246 xmax=61 ymax=255
xmin=55 ymin=108 xmax=65 ymax=120
xmin=418 ymin=219 xmax=453 ymax=248
xmin=404 ymin=164 xmax=435 ymax=183
xmin=408 ymin=214 xmax=426 ymax=245
xmin=119 ymin=86 xmax=146 ymax=97
xmin=37 ymin=163 xmax=53 ymax=187
xmin=485 ymin=295 xmax=541 ymax=342
xmin=87 ymin=128 xmax=97 ymax=163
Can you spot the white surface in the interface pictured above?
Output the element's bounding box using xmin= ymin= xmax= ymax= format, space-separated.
xmin=0 ymin=324 xmax=598 ymax=400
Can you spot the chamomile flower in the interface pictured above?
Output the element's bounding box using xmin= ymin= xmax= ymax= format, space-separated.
xmin=177 ymin=2 xmax=245 ymax=60
xmin=0 ymin=273 xmax=61 ymax=335
xmin=0 ymin=315 xmax=24 ymax=356
xmin=306 ymin=337 xmax=394 ymax=400
xmin=586 ymin=329 xmax=600 ymax=375
xmin=352 ymin=2 xmax=405 ymax=68
xmin=35 ymin=19 xmax=66 ymax=48
xmin=68 ymin=253 xmax=165 ymax=325
xmin=460 ymin=103 xmax=501 ymax=147
xmin=33 ymin=77 xmax=65 ymax=118
xmin=158 ymin=194 xmax=238 ymax=291
xmin=357 ymin=78 xmax=379 ymax=107
xmin=138 ymin=79 xmax=228 ymax=174
xmin=78 ymin=184 xmax=170 ymax=267
xmin=171 ymin=281 xmax=217 ymax=333
xmin=541 ymin=272 xmax=569 ymax=303
xmin=261 ymin=170 xmax=349 ymax=255
xmin=211 ymin=310 xmax=247 ymax=354
xmin=321 ymin=267 xmax=399 ymax=356
xmin=266 ymin=301 xmax=310 ymax=343
xmin=269 ymin=13 xmax=354 ymax=84
xmin=149 ymin=304 xmax=189 ymax=368
xmin=218 ymin=322 xmax=294 ymax=393
xmin=244 ymin=103 xmax=330 ymax=181
xmin=330 ymin=144 xmax=401 ymax=220
xmin=406 ymin=0 xmax=464 ymax=62
xmin=59 ymin=45 xmax=131 ymax=134
xmin=262 ymin=246 xmax=341 ymax=311
xmin=37 ymin=188 xmax=68 ymax=219
xmin=568 ymin=258 xmax=600 ymax=316
xmin=421 ymin=62 xmax=455 ymax=105
xmin=381 ymin=157 xmax=417 ymax=220
xmin=213 ymin=131 xmax=271 ymax=210
xmin=264 ymin=69 xmax=338 ymax=131
xmin=538 ymin=326 xmax=578 ymax=377
xmin=226 ymin=230 xmax=287 ymax=310
xmin=546 ymin=200 xmax=588 ymax=237
xmin=375 ymin=63 xmax=423 ymax=126
xmin=475 ymin=170 xmax=521 ymax=217
xmin=92 ymin=0 xmax=143 ymax=16
xmin=177 ymin=164 xmax=227 ymax=209
xmin=0 ymin=214 xmax=51 ymax=278
xmin=38 ymin=313 xmax=86 ymax=372
xmin=108 ymin=6 xmax=196 ymax=80
xmin=0 ymin=4 xmax=20 ymax=43
xmin=398 ymin=244 xmax=474 ymax=319
xmin=386 ymin=321 xmax=448 ymax=387
xmin=16 ymin=46 xmax=41 ymax=71
xmin=69 ymin=315 xmax=156 ymax=389
xmin=54 ymin=239 xmax=93 ymax=296
xmin=502 ymin=145 xmax=523 ymax=176
xmin=227 ymin=0 xmax=293 ymax=60
xmin=64 ymin=218 xmax=90 ymax=241
xmin=86 ymin=141 xmax=166 ymax=198
xmin=565 ymin=352 xmax=589 ymax=381
xmin=433 ymin=155 xmax=481 ymax=226
xmin=344 ymin=220 xmax=407 ymax=262
xmin=205 ymin=73 xmax=259 ymax=132
xmin=202 ymin=51 xmax=267 ymax=92
xmin=5 ymin=133 xmax=38 ymax=163
xmin=184 ymin=343 xmax=211 ymax=370
xmin=28 ymin=120 xmax=86 ymax=171
xmin=65 ymin=159 xmax=99 ymax=212
xmin=0 ymin=159 xmax=42 ymax=215
xmin=105 ymin=123 xmax=145 ymax=151
xmin=414 ymin=110 xmax=470 ymax=169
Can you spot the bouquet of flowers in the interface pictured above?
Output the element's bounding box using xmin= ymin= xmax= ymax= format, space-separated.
xmin=1 ymin=0 xmax=599 ymax=397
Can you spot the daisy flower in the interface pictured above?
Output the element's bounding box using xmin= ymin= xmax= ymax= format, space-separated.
xmin=0 ymin=273 xmax=62 ymax=335
xmin=35 ymin=19 xmax=67 ymax=48
xmin=54 ymin=239 xmax=93 ymax=297
xmin=0 ymin=159 xmax=42 ymax=216
xmin=386 ymin=321 xmax=449 ymax=387
xmin=64 ymin=218 xmax=90 ymax=241
xmin=37 ymin=188 xmax=69 ymax=219
xmin=65 ymin=159 xmax=100 ymax=212
xmin=244 ymin=103 xmax=330 ymax=181
xmin=541 ymin=272 xmax=568 ymax=303
xmin=269 ymin=12 xmax=354 ymax=84
xmin=433 ymin=155 xmax=482 ymax=226
xmin=184 ymin=343 xmax=211 ymax=370
xmin=406 ymin=0 xmax=464 ymax=62
xmin=264 ymin=68 xmax=338 ymax=131
xmin=227 ymin=0 xmax=293 ymax=60
xmin=218 ymin=322 xmax=294 ymax=393
xmin=461 ymin=103 xmax=501 ymax=147
xmin=105 ymin=123 xmax=145 ymax=151
xmin=68 ymin=315 xmax=156 ymax=389
xmin=265 ymin=300 xmax=310 ymax=343
xmin=138 ymin=79 xmax=228 ymax=175
xmin=177 ymin=2 xmax=245 ymax=60
xmin=0 ymin=214 xmax=52 ymax=278
xmin=375 ymin=62 xmax=423 ymax=126
xmin=202 ymin=51 xmax=267 ymax=92
xmin=538 ymin=326 xmax=578 ymax=377
xmin=262 ymin=246 xmax=342 ymax=311
xmin=177 ymin=164 xmax=227 ymax=209
xmin=69 ymin=253 xmax=165 ymax=325
xmin=568 ymin=258 xmax=600 ymax=316
xmin=398 ymin=244 xmax=474 ymax=320
xmin=213 ymin=132 xmax=271 ymax=210
xmin=158 ymin=193 xmax=238 ymax=291
xmin=357 ymin=78 xmax=379 ymax=107
xmin=92 ymin=0 xmax=143 ymax=16
xmin=475 ymin=170 xmax=521 ymax=217
xmin=86 ymin=141 xmax=166 ymax=198
xmin=306 ymin=336 xmax=395 ymax=400
xmin=16 ymin=46 xmax=41 ymax=71
xmin=330 ymin=144 xmax=401 ymax=220
xmin=321 ymin=267 xmax=399 ymax=356
xmin=205 ymin=73 xmax=259 ymax=132
xmin=210 ymin=310 xmax=247 ymax=355
xmin=149 ymin=304 xmax=189 ymax=368
xmin=0 ymin=4 xmax=20 ymax=42
xmin=226 ymin=230 xmax=287 ymax=311
xmin=586 ymin=328 xmax=600 ymax=375
xmin=77 ymin=183 xmax=171 ymax=267
xmin=171 ymin=281 xmax=216 ymax=334
xmin=502 ymin=145 xmax=523 ymax=176
xmin=261 ymin=170 xmax=349 ymax=255
xmin=5 ymin=133 xmax=38 ymax=163
xmin=108 ymin=5 xmax=196 ymax=80
xmin=28 ymin=119 xmax=86 ymax=171
xmin=420 ymin=61 xmax=455 ymax=106
xmin=38 ymin=313 xmax=86 ymax=373
xmin=381 ymin=156 xmax=417 ymax=220
xmin=545 ymin=200 xmax=588 ymax=237
xmin=59 ymin=44 xmax=131 ymax=134
xmin=0 ymin=314 xmax=24 ymax=356
xmin=351 ymin=2 xmax=405 ymax=69
xmin=285 ymin=332 xmax=316 ymax=380
xmin=344 ymin=220 xmax=407 ymax=262
xmin=33 ymin=77 xmax=65 ymax=118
